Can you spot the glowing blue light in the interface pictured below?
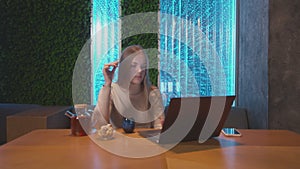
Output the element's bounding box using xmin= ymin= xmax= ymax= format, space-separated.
xmin=91 ymin=0 xmax=120 ymax=104
xmin=91 ymin=0 xmax=236 ymax=105
xmin=159 ymin=0 xmax=236 ymax=105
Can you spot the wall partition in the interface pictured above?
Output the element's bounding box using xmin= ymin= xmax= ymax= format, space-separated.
xmin=91 ymin=0 xmax=120 ymax=104
xmin=159 ymin=0 xmax=236 ymax=105
xmin=91 ymin=0 xmax=236 ymax=105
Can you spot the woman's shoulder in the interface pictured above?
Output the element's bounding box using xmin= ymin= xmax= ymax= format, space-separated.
xmin=149 ymin=85 xmax=161 ymax=97
xmin=150 ymin=85 xmax=159 ymax=91
xmin=111 ymin=82 xmax=120 ymax=90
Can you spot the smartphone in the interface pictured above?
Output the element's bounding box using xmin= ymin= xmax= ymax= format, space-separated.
xmin=221 ymin=128 xmax=242 ymax=137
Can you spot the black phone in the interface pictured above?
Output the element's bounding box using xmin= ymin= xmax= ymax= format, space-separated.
xmin=221 ymin=128 xmax=242 ymax=137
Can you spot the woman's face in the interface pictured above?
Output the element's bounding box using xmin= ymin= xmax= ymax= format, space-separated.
xmin=129 ymin=53 xmax=147 ymax=85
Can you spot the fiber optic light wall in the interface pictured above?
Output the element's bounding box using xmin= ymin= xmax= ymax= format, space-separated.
xmin=91 ymin=0 xmax=236 ymax=105
xmin=159 ymin=0 xmax=236 ymax=105
xmin=91 ymin=0 xmax=120 ymax=104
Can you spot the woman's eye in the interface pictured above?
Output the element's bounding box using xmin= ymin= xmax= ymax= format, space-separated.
xmin=130 ymin=64 xmax=147 ymax=69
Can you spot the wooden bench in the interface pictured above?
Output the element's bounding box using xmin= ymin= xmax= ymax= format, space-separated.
xmin=6 ymin=106 xmax=71 ymax=142
xmin=0 ymin=104 xmax=42 ymax=145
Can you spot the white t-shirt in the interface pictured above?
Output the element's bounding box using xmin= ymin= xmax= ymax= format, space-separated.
xmin=92 ymin=83 xmax=165 ymax=129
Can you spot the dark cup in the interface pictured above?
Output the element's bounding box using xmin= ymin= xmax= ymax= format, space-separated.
xmin=122 ymin=118 xmax=135 ymax=133
xmin=71 ymin=117 xmax=87 ymax=136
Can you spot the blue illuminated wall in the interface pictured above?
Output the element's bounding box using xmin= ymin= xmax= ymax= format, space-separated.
xmin=91 ymin=0 xmax=236 ymax=105
xmin=91 ymin=0 xmax=120 ymax=104
xmin=159 ymin=0 xmax=236 ymax=105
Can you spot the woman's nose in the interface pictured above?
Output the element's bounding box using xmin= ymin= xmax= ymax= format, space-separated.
xmin=136 ymin=66 xmax=142 ymax=72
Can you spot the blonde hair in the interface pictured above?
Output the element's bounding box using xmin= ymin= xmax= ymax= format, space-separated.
xmin=117 ymin=45 xmax=152 ymax=111
xmin=117 ymin=45 xmax=152 ymax=108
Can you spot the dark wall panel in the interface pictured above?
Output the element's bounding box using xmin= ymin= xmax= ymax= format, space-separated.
xmin=268 ymin=0 xmax=300 ymax=133
xmin=238 ymin=0 xmax=269 ymax=129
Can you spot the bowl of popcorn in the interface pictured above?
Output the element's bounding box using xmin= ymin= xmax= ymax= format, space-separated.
xmin=97 ymin=124 xmax=114 ymax=140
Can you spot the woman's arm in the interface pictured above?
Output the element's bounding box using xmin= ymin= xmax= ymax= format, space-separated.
xmin=92 ymin=79 xmax=114 ymax=129
xmin=149 ymin=86 xmax=165 ymax=129
xmin=92 ymin=85 xmax=112 ymax=129
xmin=92 ymin=61 xmax=118 ymax=129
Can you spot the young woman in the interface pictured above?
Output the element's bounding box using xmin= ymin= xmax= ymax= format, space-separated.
xmin=92 ymin=45 xmax=165 ymax=129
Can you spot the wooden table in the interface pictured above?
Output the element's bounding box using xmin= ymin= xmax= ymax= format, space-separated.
xmin=0 ymin=129 xmax=300 ymax=169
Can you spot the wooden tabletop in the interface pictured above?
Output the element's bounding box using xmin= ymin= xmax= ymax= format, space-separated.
xmin=1 ymin=129 xmax=300 ymax=169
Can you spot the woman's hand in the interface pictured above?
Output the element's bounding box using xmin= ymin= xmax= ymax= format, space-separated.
xmin=103 ymin=61 xmax=118 ymax=86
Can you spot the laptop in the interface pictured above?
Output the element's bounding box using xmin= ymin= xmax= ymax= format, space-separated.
xmin=138 ymin=96 xmax=236 ymax=144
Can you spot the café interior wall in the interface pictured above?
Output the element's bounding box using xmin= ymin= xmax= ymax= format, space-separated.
xmin=268 ymin=0 xmax=300 ymax=133
xmin=0 ymin=1 xmax=91 ymax=105
xmin=1 ymin=0 xmax=299 ymax=133
xmin=237 ymin=0 xmax=269 ymax=129
xmin=238 ymin=0 xmax=300 ymax=133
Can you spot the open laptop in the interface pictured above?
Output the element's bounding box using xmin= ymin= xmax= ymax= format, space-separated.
xmin=138 ymin=96 xmax=236 ymax=144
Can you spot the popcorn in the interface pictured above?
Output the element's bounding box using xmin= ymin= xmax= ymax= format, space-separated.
xmin=98 ymin=124 xmax=114 ymax=140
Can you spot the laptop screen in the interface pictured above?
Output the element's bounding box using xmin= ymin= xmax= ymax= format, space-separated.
xmin=159 ymin=96 xmax=236 ymax=143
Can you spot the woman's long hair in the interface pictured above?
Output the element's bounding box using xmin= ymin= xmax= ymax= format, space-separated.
xmin=117 ymin=45 xmax=152 ymax=109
